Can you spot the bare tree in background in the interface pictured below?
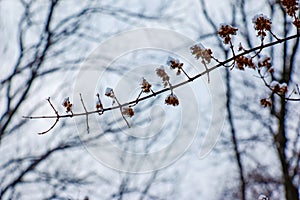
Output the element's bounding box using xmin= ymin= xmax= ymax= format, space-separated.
xmin=0 ymin=0 xmax=183 ymax=199
xmin=198 ymin=0 xmax=300 ymax=199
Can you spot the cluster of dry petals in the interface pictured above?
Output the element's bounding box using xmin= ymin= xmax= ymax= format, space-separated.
xmin=218 ymin=24 xmax=238 ymax=44
xmin=141 ymin=78 xmax=152 ymax=93
xmin=252 ymin=14 xmax=272 ymax=39
xmin=62 ymin=97 xmax=73 ymax=113
xmin=155 ymin=67 xmax=180 ymax=106
xmin=190 ymin=45 xmax=212 ymax=64
xmin=167 ymin=57 xmax=184 ymax=75
xmin=156 ymin=67 xmax=170 ymax=87
xmin=165 ymin=94 xmax=179 ymax=106
xmin=281 ymin=0 xmax=300 ymax=28
xmin=271 ymin=81 xmax=288 ymax=95
xmin=235 ymin=56 xmax=256 ymax=70
xmin=258 ymin=56 xmax=274 ymax=73
xmin=260 ymin=98 xmax=272 ymax=107
xmin=122 ymin=107 xmax=134 ymax=117
xmin=281 ymin=0 xmax=299 ymax=16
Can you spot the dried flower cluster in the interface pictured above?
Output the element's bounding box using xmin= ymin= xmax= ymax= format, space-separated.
xmin=165 ymin=94 xmax=179 ymax=106
xmin=258 ymin=56 xmax=273 ymax=73
xmin=141 ymin=78 xmax=152 ymax=93
xmin=167 ymin=56 xmax=184 ymax=75
xmin=281 ymin=0 xmax=299 ymax=16
xmin=281 ymin=0 xmax=300 ymax=28
xmin=271 ymin=81 xmax=288 ymax=95
xmin=122 ymin=107 xmax=134 ymax=117
xmin=105 ymin=87 xmax=117 ymax=105
xmin=156 ymin=67 xmax=170 ymax=87
xmin=260 ymin=98 xmax=272 ymax=107
xmin=105 ymin=87 xmax=115 ymax=98
xmin=293 ymin=18 xmax=300 ymax=27
xmin=190 ymin=45 xmax=212 ymax=64
xmin=62 ymin=97 xmax=73 ymax=113
xmin=218 ymin=24 xmax=238 ymax=44
xmin=252 ymin=14 xmax=272 ymax=39
xmin=235 ymin=56 xmax=256 ymax=70
xmin=155 ymin=66 xmax=180 ymax=106
xmin=258 ymin=56 xmax=271 ymax=68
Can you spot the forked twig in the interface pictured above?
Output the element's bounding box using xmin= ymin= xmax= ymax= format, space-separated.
xmin=114 ymin=96 xmax=130 ymax=128
xmin=38 ymin=97 xmax=59 ymax=135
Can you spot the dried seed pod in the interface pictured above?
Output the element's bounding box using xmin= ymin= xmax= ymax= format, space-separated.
xmin=252 ymin=14 xmax=272 ymax=39
xmin=281 ymin=0 xmax=299 ymax=17
xmin=167 ymin=56 xmax=184 ymax=75
xmin=190 ymin=44 xmax=212 ymax=63
xmin=105 ymin=87 xmax=114 ymax=98
xmin=260 ymin=98 xmax=272 ymax=107
xmin=165 ymin=94 xmax=179 ymax=106
xmin=122 ymin=107 xmax=134 ymax=117
xmin=141 ymin=78 xmax=152 ymax=93
xmin=156 ymin=67 xmax=170 ymax=87
xmin=62 ymin=97 xmax=72 ymax=113
xmin=218 ymin=24 xmax=238 ymax=44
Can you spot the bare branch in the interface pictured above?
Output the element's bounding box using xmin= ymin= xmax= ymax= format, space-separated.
xmin=22 ymin=33 xmax=300 ymax=122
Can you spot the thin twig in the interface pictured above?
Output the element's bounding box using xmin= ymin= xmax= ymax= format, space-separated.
xmin=181 ymin=68 xmax=191 ymax=80
xmin=269 ymin=30 xmax=281 ymax=41
xmin=296 ymin=84 xmax=300 ymax=94
xmin=79 ymin=93 xmax=89 ymax=133
xmin=130 ymin=90 xmax=143 ymax=107
xmin=229 ymin=40 xmax=236 ymax=70
xmin=113 ymin=93 xmax=130 ymax=128
xmin=37 ymin=97 xmax=59 ymax=135
xmin=201 ymin=61 xmax=210 ymax=83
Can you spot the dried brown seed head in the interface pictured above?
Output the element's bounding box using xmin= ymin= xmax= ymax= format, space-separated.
xmin=190 ymin=45 xmax=212 ymax=63
xmin=62 ymin=97 xmax=73 ymax=113
xmin=218 ymin=24 xmax=238 ymax=44
xmin=260 ymin=98 xmax=272 ymax=107
xmin=252 ymin=14 xmax=272 ymax=39
xmin=141 ymin=78 xmax=152 ymax=93
xmin=281 ymin=0 xmax=299 ymax=16
xmin=165 ymin=94 xmax=179 ymax=106
xmin=105 ymin=88 xmax=114 ymax=98
xmin=167 ymin=57 xmax=184 ymax=75
xmin=122 ymin=107 xmax=134 ymax=117
xmin=156 ymin=67 xmax=170 ymax=87
xmin=235 ymin=56 xmax=256 ymax=70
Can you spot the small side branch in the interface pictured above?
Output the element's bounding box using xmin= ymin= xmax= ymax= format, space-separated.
xmin=79 ymin=93 xmax=89 ymax=133
xmin=38 ymin=97 xmax=59 ymax=135
xmin=181 ymin=68 xmax=191 ymax=80
xmin=202 ymin=61 xmax=210 ymax=83
xmin=130 ymin=90 xmax=143 ymax=107
xmin=114 ymin=96 xmax=130 ymax=128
